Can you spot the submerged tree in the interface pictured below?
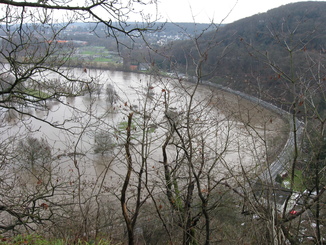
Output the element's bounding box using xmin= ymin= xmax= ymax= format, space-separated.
xmin=106 ymin=83 xmax=119 ymax=105
xmin=17 ymin=136 xmax=51 ymax=168
xmin=0 ymin=0 xmax=158 ymax=236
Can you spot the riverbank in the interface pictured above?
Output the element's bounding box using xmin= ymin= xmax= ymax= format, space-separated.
xmin=194 ymin=81 xmax=289 ymax=168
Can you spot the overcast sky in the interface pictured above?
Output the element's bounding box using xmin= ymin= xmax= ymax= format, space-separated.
xmin=147 ymin=0 xmax=325 ymax=23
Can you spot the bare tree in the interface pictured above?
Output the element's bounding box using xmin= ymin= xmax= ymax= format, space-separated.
xmin=140 ymin=21 xmax=264 ymax=244
xmin=234 ymin=15 xmax=326 ymax=244
xmin=105 ymin=83 xmax=119 ymax=105
xmin=0 ymin=0 xmax=158 ymax=237
xmin=16 ymin=136 xmax=51 ymax=168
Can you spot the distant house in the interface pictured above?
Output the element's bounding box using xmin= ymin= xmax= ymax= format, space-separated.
xmin=138 ymin=63 xmax=150 ymax=71
xmin=129 ymin=65 xmax=138 ymax=71
xmin=46 ymin=40 xmax=87 ymax=46
xmin=123 ymin=58 xmax=150 ymax=71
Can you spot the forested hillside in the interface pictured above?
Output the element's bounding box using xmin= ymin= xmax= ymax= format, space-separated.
xmin=158 ymin=1 xmax=326 ymax=106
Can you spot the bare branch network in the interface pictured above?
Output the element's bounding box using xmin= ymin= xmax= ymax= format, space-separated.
xmin=0 ymin=1 xmax=325 ymax=244
xmin=0 ymin=0 xmax=156 ymax=34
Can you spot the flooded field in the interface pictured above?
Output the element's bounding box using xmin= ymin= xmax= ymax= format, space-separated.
xmin=0 ymin=67 xmax=290 ymax=239
xmin=1 ymin=68 xmax=287 ymax=183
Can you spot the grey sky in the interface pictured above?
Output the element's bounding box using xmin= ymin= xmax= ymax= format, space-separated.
xmin=146 ymin=0 xmax=325 ymax=23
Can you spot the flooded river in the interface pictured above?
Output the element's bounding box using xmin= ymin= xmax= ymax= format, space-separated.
xmin=1 ymin=68 xmax=282 ymax=190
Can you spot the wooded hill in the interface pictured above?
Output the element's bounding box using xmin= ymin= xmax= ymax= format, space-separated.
xmin=155 ymin=1 xmax=326 ymax=107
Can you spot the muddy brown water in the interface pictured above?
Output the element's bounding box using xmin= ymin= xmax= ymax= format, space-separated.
xmin=1 ymin=68 xmax=287 ymax=189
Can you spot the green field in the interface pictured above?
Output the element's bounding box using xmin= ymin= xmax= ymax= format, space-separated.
xmin=79 ymin=46 xmax=109 ymax=56
xmin=76 ymin=46 xmax=122 ymax=64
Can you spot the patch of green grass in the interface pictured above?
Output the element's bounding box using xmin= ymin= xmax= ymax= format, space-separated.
xmin=282 ymin=169 xmax=305 ymax=192
xmin=79 ymin=46 xmax=109 ymax=56
xmin=0 ymin=234 xmax=61 ymax=245
xmin=0 ymin=234 xmax=115 ymax=245
xmin=93 ymin=57 xmax=112 ymax=62
xmin=72 ymin=46 xmax=122 ymax=65
xmin=117 ymin=120 xmax=132 ymax=131
xmin=147 ymin=126 xmax=156 ymax=133
xmin=24 ymin=89 xmax=50 ymax=99
xmin=117 ymin=120 xmax=157 ymax=134
xmin=80 ymin=50 xmax=96 ymax=55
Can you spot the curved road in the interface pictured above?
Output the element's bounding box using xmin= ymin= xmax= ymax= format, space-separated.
xmin=201 ymin=80 xmax=304 ymax=183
